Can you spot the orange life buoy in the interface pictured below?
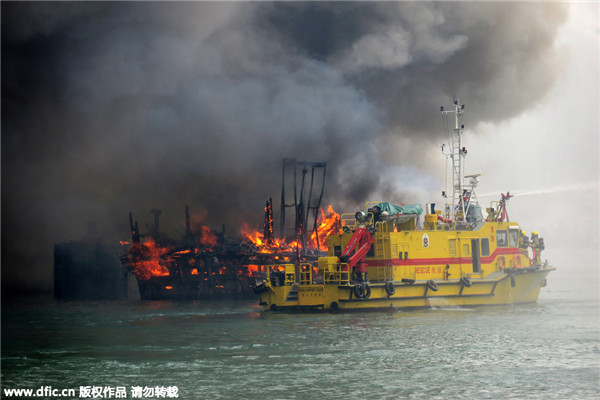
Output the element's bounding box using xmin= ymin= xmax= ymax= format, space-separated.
xmin=528 ymin=245 xmax=537 ymax=266
xmin=513 ymin=254 xmax=522 ymax=268
xmin=497 ymin=255 xmax=506 ymax=270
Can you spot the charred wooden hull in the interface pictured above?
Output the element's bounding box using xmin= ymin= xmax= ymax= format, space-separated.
xmin=135 ymin=276 xmax=256 ymax=300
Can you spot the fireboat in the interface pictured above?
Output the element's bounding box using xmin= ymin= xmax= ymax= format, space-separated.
xmin=254 ymin=99 xmax=555 ymax=312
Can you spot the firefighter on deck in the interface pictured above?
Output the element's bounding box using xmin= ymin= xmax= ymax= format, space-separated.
xmin=519 ymin=230 xmax=529 ymax=249
xmin=530 ymin=231 xmax=544 ymax=266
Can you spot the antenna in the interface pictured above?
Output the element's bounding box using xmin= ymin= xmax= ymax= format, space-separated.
xmin=441 ymin=98 xmax=467 ymax=221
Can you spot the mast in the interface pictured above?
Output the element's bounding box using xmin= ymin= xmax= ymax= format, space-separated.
xmin=441 ymin=98 xmax=467 ymax=222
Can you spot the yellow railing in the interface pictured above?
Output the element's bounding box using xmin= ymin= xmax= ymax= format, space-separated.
xmin=299 ymin=263 xmax=312 ymax=285
xmin=341 ymin=213 xmax=358 ymax=228
xmin=323 ymin=263 xmax=351 ymax=285
xmin=264 ymin=264 xmax=296 ymax=286
xmin=488 ymin=201 xmax=500 ymax=221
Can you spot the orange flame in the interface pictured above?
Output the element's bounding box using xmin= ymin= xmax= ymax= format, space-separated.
xmin=124 ymin=206 xmax=342 ymax=282
xmin=240 ymin=205 xmax=342 ymax=253
xmin=237 ymin=264 xmax=261 ymax=278
xmin=198 ymin=225 xmax=217 ymax=246
xmin=190 ymin=213 xmax=218 ymax=246
xmin=172 ymin=249 xmax=192 ymax=256
xmin=310 ymin=205 xmax=342 ymax=251
xmin=128 ymin=238 xmax=171 ymax=280
xmin=240 ymin=222 xmax=295 ymax=253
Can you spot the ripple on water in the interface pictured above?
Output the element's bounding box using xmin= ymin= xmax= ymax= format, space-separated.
xmin=2 ymin=296 xmax=598 ymax=399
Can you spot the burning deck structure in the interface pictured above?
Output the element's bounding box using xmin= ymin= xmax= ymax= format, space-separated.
xmin=121 ymin=204 xmax=341 ymax=300
xmin=120 ymin=160 xmax=341 ymax=300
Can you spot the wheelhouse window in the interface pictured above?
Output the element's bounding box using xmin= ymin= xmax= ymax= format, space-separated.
xmin=481 ymin=238 xmax=490 ymax=257
xmin=508 ymin=229 xmax=519 ymax=248
xmin=496 ymin=230 xmax=508 ymax=247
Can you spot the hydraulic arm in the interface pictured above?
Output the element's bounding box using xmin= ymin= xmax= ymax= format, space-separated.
xmin=339 ymin=226 xmax=375 ymax=278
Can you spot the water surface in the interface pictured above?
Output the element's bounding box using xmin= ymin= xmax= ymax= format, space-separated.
xmin=2 ymin=264 xmax=598 ymax=399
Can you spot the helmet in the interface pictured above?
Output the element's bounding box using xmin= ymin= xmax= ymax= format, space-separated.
xmin=532 ymin=231 xmax=538 ymax=236
xmin=521 ymin=230 xmax=525 ymax=235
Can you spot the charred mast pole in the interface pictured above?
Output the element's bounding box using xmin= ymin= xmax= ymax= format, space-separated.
xmin=298 ymin=165 xmax=308 ymax=250
xmin=279 ymin=158 xmax=326 ymax=254
xmin=129 ymin=212 xmax=140 ymax=244
xmin=264 ymin=198 xmax=274 ymax=245
xmin=306 ymin=163 xmax=327 ymax=250
xmin=280 ymin=159 xmax=296 ymax=240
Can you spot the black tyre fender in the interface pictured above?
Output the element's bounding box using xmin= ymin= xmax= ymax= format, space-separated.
xmin=427 ymin=279 xmax=439 ymax=292
xmin=363 ymin=284 xmax=371 ymax=299
xmin=353 ymin=284 xmax=365 ymax=299
xmin=384 ymin=281 xmax=396 ymax=297
xmin=460 ymin=276 xmax=472 ymax=288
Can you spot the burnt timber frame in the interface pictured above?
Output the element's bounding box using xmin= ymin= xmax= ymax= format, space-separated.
xmin=279 ymin=158 xmax=326 ymax=252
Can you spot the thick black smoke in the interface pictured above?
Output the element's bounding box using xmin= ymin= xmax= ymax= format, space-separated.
xmin=1 ymin=2 xmax=567 ymax=293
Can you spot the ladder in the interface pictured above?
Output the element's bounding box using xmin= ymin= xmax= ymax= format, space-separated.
xmin=442 ymin=98 xmax=466 ymax=220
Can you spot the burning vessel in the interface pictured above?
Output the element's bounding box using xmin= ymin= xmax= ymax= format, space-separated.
xmin=254 ymin=99 xmax=555 ymax=312
xmin=120 ymin=198 xmax=343 ymax=300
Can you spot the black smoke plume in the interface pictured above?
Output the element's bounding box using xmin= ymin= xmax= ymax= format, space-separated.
xmin=1 ymin=2 xmax=567 ymax=292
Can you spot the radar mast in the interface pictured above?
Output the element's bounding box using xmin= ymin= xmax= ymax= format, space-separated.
xmin=441 ymin=98 xmax=480 ymax=223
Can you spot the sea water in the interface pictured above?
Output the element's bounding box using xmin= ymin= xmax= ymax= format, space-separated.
xmin=2 ymin=263 xmax=598 ymax=400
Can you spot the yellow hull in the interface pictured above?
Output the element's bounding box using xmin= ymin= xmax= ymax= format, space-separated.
xmin=257 ymin=267 xmax=554 ymax=312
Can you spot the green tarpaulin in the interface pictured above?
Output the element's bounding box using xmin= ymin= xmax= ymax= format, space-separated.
xmin=370 ymin=202 xmax=423 ymax=215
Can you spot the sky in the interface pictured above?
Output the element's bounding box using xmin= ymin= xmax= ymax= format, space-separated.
xmin=1 ymin=2 xmax=598 ymax=294
xmin=467 ymin=2 xmax=599 ymax=272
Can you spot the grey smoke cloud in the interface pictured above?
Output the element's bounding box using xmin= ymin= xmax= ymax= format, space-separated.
xmin=1 ymin=2 xmax=568 ymax=292
xmin=257 ymin=2 xmax=568 ymax=134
